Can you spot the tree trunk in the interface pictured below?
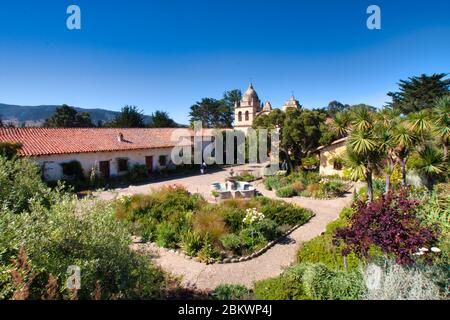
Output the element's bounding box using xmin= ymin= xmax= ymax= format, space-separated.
xmin=366 ymin=169 xmax=373 ymax=203
xmin=385 ymin=173 xmax=391 ymax=194
xmin=282 ymin=147 xmax=293 ymax=172
xmin=444 ymin=143 xmax=448 ymax=161
xmin=400 ymin=158 xmax=407 ymax=187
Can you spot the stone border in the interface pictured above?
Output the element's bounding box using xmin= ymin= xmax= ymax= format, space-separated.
xmin=131 ymin=222 xmax=305 ymax=265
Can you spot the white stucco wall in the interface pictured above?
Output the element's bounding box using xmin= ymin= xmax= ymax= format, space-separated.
xmin=33 ymin=148 xmax=174 ymax=181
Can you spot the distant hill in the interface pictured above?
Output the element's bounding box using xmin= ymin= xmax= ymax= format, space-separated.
xmin=0 ymin=103 xmax=154 ymax=126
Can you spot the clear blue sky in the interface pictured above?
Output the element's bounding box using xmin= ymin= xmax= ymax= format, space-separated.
xmin=0 ymin=0 xmax=449 ymax=124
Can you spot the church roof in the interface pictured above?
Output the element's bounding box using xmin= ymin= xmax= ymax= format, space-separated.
xmin=262 ymin=101 xmax=272 ymax=112
xmin=241 ymin=83 xmax=260 ymax=103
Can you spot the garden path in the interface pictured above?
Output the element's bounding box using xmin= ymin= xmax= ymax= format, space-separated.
xmin=127 ymin=177 xmax=360 ymax=290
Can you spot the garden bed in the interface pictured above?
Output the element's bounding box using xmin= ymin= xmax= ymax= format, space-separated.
xmin=264 ymin=171 xmax=352 ymax=199
xmin=115 ymin=185 xmax=314 ymax=264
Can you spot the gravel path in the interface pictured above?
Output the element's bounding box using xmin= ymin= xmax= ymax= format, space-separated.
xmin=130 ymin=181 xmax=359 ymax=291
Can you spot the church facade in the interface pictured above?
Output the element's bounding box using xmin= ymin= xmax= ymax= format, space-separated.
xmin=233 ymin=83 xmax=301 ymax=133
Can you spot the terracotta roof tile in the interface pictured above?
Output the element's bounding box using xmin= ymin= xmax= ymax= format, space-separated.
xmin=0 ymin=128 xmax=200 ymax=156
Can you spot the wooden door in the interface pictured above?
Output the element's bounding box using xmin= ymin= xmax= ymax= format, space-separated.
xmin=99 ymin=161 xmax=110 ymax=178
xmin=145 ymin=156 xmax=153 ymax=175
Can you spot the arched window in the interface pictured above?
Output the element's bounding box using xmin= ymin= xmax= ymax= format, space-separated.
xmin=245 ymin=111 xmax=249 ymax=121
xmin=238 ymin=111 xmax=242 ymax=122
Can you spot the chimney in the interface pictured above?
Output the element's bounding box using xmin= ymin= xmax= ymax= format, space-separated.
xmin=117 ymin=132 xmax=124 ymax=142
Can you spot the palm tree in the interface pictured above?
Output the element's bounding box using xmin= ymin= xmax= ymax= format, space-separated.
xmin=345 ymin=107 xmax=383 ymax=203
xmin=376 ymin=106 xmax=401 ymax=128
xmin=433 ymin=96 xmax=450 ymax=160
xmin=391 ymin=123 xmax=419 ymax=187
xmin=350 ymin=105 xmax=374 ymax=132
xmin=406 ymin=110 xmax=434 ymax=142
xmin=331 ymin=111 xmax=351 ymax=138
xmin=414 ymin=145 xmax=447 ymax=191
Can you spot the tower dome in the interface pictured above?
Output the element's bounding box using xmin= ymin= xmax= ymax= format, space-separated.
xmin=241 ymin=83 xmax=260 ymax=105
xmin=282 ymin=94 xmax=301 ymax=111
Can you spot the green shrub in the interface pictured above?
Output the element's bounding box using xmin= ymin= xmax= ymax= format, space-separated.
xmin=197 ymin=236 xmax=221 ymax=264
xmin=298 ymin=207 xmax=361 ymax=271
xmin=156 ymin=222 xmax=179 ymax=248
xmin=301 ymin=263 xmax=365 ymax=300
xmin=213 ymin=284 xmax=252 ymax=300
xmin=136 ymin=215 xmax=158 ymax=242
xmin=254 ymin=275 xmax=310 ymax=300
xmin=254 ymin=219 xmax=281 ymax=240
xmin=220 ymin=207 xmax=246 ymax=233
xmin=254 ymin=263 xmax=365 ymax=300
xmin=239 ymin=227 xmax=266 ymax=249
xmin=220 ymin=234 xmax=243 ymax=252
xmin=0 ymin=142 xmax=22 ymax=159
xmin=0 ymin=156 xmax=53 ymax=214
xmin=260 ymin=199 xmax=314 ymax=226
xmin=264 ymin=176 xmax=280 ymax=191
xmin=181 ymin=231 xmax=203 ymax=257
xmin=0 ymin=195 xmax=165 ymax=299
xmin=275 ymin=185 xmax=296 ymax=198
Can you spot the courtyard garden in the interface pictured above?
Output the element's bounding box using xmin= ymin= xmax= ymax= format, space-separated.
xmin=114 ymin=185 xmax=314 ymax=263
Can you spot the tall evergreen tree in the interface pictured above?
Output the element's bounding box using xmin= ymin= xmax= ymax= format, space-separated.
xmin=44 ymin=104 xmax=94 ymax=128
xmin=149 ymin=110 xmax=178 ymax=128
xmin=387 ymin=73 xmax=450 ymax=114
xmin=108 ymin=105 xmax=146 ymax=128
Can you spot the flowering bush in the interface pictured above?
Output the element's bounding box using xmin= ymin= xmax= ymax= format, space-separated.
xmin=334 ymin=190 xmax=436 ymax=265
xmin=243 ymin=208 xmax=265 ymax=225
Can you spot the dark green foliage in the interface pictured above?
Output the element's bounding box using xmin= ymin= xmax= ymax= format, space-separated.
xmin=275 ymin=185 xmax=296 ymax=198
xmin=156 ymin=222 xmax=179 ymax=247
xmin=254 ymin=265 xmax=310 ymax=300
xmin=0 ymin=156 xmax=166 ymax=300
xmin=0 ymin=142 xmax=22 ymax=159
xmin=213 ymin=284 xmax=252 ymax=300
xmin=148 ymin=110 xmax=178 ymax=128
xmin=259 ymin=198 xmax=314 ymax=226
xmin=107 ymin=105 xmax=146 ymax=128
xmin=388 ymin=73 xmax=450 ymax=114
xmin=298 ymin=208 xmax=362 ymax=271
xmin=0 ymin=156 xmax=51 ymax=214
xmin=220 ymin=234 xmax=243 ymax=252
xmin=254 ymin=263 xmax=365 ymax=300
xmin=190 ymin=97 xmax=234 ymax=128
xmin=44 ymin=104 xmax=93 ymax=127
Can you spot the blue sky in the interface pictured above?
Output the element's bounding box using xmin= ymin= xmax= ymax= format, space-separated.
xmin=0 ymin=0 xmax=449 ymax=124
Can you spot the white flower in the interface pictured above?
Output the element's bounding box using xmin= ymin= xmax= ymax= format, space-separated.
xmin=413 ymin=251 xmax=424 ymax=256
xmin=419 ymin=247 xmax=429 ymax=252
xmin=431 ymin=247 xmax=441 ymax=253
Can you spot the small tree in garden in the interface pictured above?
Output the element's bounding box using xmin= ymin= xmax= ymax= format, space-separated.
xmin=333 ymin=190 xmax=436 ymax=265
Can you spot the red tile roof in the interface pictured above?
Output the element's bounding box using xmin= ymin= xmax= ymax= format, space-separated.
xmin=0 ymin=128 xmax=203 ymax=156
